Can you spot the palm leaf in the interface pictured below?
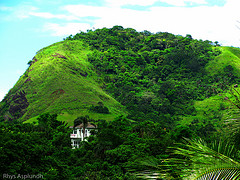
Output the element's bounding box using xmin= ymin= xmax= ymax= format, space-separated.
xmin=133 ymin=138 xmax=240 ymax=179
xmin=171 ymin=138 xmax=239 ymax=165
xmin=224 ymin=86 xmax=240 ymax=135
xmin=164 ymin=138 xmax=240 ymax=179
xmin=195 ymin=167 xmax=240 ymax=180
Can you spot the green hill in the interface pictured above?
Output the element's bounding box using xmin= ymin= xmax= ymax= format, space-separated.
xmin=1 ymin=26 xmax=240 ymax=129
xmin=0 ymin=40 xmax=126 ymax=124
xmin=2 ymin=26 xmax=240 ymax=180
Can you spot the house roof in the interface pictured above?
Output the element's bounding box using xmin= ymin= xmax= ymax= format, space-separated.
xmin=70 ymin=122 xmax=97 ymax=129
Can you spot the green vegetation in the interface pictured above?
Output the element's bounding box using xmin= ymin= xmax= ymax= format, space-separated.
xmin=89 ymin=101 xmax=110 ymax=114
xmin=0 ymin=26 xmax=240 ymax=179
xmin=0 ymin=40 xmax=126 ymax=123
xmin=0 ymin=114 xmax=172 ymax=179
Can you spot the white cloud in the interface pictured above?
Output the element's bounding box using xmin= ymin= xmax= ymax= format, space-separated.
xmin=105 ymin=0 xmax=158 ymax=7
xmin=29 ymin=12 xmax=79 ymax=20
xmin=0 ymin=5 xmax=38 ymax=20
xmin=44 ymin=23 xmax=91 ymax=36
xmin=104 ymin=0 xmax=207 ymax=7
xmin=14 ymin=5 xmax=38 ymax=19
xmin=0 ymin=6 xmax=12 ymax=11
xmin=159 ymin=0 xmax=207 ymax=6
xmin=63 ymin=5 xmax=109 ymax=17
xmin=62 ymin=0 xmax=240 ymax=47
xmin=1 ymin=5 xmax=78 ymax=21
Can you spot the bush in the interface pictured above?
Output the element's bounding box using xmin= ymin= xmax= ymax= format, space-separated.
xmin=89 ymin=102 xmax=109 ymax=114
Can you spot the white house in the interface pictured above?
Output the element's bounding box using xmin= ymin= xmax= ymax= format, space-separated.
xmin=70 ymin=123 xmax=97 ymax=149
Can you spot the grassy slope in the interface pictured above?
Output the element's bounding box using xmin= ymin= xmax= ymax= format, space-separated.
xmin=206 ymin=46 xmax=240 ymax=76
xmin=9 ymin=40 xmax=126 ymax=125
xmin=180 ymin=46 xmax=240 ymax=126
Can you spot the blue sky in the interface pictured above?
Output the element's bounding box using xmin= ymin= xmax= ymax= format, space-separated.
xmin=0 ymin=0 xmax=240 ymax=101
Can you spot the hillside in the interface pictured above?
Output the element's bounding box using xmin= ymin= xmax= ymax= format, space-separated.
xmin=206 ymin=46 xmax=240 ymax=75
xmin=0 ymin=40 xmax=126 ymax=124
xmin=1 ymin=26 xmax=240 ymax=129
xmin=179 ymin=46 xmax=240 ymax=131
xmin=1 ymin=26 xmax=240 ymax=179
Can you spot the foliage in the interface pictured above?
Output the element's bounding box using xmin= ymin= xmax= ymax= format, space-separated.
xmin=195 ymin=167 xmax=240 ymax=180
xmin=170 ymin=138 xmax=240 ymax=179
xmin=0 ymin=113 xmax=73 ymax=179
xmin=1 ymin=26 xmax=240 ymax=179
xmin=0 ymin=114 xmax=173 ymax=179
xmin=135 ymin=138 xmax=240 ymax=179
xmin=65 ymin=26 xmax=240 ymax=130
xmin=89 ymin=102 xmax=110 ymax=114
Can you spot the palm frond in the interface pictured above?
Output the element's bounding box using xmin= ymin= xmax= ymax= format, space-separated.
xmin=164 ymin=138 xmax=240 ymax=179
xmin=224 ymin=86 xmax=240 ymax=135
xmin=195 ymin=167 xmax=240 ymax=180
xmin=133 ymin=138 xmax=240 ymax=179
xmin=225 ymin=115 xmax=240 ymax=135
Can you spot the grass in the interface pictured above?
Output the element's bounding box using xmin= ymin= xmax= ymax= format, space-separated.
xmin=179 ymin=46 xmax=240 ymax=126
xmin=179 ymin=94 xmax=229 ymax=126
xmin=10 ymin=40 xmax=127 ymax=124
xmin=206 ymin=46 xmax=240 ymax=76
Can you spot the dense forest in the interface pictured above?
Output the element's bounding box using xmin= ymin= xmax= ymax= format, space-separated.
xmin=1 ymin=26 xmax=240 ymax=179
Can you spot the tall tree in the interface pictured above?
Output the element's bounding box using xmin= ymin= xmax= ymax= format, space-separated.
xmin=74 ymin=115 xmax=90 ymax=139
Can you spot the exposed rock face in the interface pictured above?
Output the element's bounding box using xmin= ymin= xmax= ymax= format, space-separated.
xmin=33 ymin=57 xmax=38 ymax=63
xmin=52 ymin=53 xmax=67 ymax=59
xmin=29 ymin=57 xmax=38 ymax=67
xmin=51 ymin=89 xmax=65 ymax=96
xmin=24 ymin=77 xmax=32 ymax=83
xmin=8 ymin=91 xmax=29 ymax=120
